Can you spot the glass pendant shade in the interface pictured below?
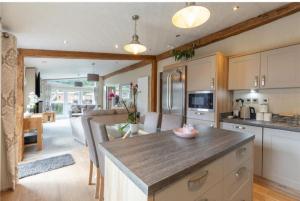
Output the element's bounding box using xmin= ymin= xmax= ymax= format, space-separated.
xmin=172 ymin=5 xmax=210 ymax=28
xmin=124 ymin=15 xmax=147 ymax=54
xmin=124 ymin=35 xmax=146 ymax=55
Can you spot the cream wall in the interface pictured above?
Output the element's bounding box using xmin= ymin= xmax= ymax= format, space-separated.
xmin=103 ymin=64 xmax=152 ymax=110
xmin=157 ymin=12 xmax=300 ymax=113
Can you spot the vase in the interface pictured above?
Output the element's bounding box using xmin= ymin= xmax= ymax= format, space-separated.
xmin=130 ymin=123 xmax=139 ymax=134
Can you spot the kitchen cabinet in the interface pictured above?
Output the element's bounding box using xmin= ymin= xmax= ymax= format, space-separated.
xmin=229 ymin=44 xmax=300 ymax=90
xmin=186 ymin=117 xmax=214 ymax=128
xmin=263 ymin=128 xmax=300 ymax=190
xmin=221 ymin=122 xmax=263 ymax=176
xmin=187 ymin=56 xmax=216 ymax=91
xmin=228 ymin=53 xmax=260 ymax=90
xmin=260 ymin=44 xmax=300 ymax=89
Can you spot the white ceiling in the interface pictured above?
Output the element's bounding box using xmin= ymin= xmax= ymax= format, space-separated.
xmin=1 ymin=2 xmax=285 ymax=55
xmin=24 ymin=57 xmax=139 ymax=79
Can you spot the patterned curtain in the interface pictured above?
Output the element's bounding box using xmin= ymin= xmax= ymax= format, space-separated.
xmin=1 ymin=32 xmax=18 ymax=190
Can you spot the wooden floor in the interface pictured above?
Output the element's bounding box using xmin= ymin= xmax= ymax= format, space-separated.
xmin=1 ymin=147 xmax=299 ymax=201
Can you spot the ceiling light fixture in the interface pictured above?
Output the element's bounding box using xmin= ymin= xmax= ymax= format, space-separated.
xmin=172 ymin=2 xmax=210 ymax=29
xmin=87 ymin=62 xmax=99 ymax=82
xmin=233 ymin=6 xmax=239 ymax=11
xmin=124 ymin=15 xmax=147 ymax=55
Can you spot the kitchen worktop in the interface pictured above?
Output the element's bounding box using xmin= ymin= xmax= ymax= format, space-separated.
xmin=99 ymin=127 xmax=254 ymax=195
xmin=221 ymin=117 xmax=300 ymax=132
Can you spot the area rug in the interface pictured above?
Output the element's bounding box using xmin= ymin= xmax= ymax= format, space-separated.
xmin=18 ymin=154 xmax=75 ymax=179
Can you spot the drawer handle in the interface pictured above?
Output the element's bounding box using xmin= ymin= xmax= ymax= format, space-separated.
xmin=235 ymin=167 xmax=246 ymax=178
xmin=233 ymin=125 xmax=246 ymax=130
xmin=195 ymin=112 xmax=204 ymax=115
xmin=187 ymin=170 xmax=209 ymax=191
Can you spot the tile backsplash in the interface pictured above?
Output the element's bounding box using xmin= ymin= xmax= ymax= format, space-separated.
xmin=233 ymin=88 xmax=300 ymax=114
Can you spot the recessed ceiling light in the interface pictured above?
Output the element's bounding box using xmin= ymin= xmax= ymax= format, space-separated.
xmin=115 ymin=44 xmax=119 ymax=49
xmin=63 ymin=40 xmax=68 ymax=44
xmin=167 ymin=44 xmax=175 ymax=49
xmin=233 ymin=6 xmax=239 ymax=11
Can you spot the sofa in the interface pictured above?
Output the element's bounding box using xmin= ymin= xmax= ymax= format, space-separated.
xmin=70 ymin=109 xmax=129 ymax=145
xmin=69 ymin=104 xmax=101 ymax=117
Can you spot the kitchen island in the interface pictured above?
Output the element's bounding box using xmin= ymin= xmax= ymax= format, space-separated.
xmin=100 ymin=126 xmax=255 ymax=201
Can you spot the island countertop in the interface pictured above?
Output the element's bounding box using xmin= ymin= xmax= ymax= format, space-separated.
xmin=99 ymin=127 xmax=255 ymax=195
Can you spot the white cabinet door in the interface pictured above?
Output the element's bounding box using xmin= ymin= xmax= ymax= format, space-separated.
xmin=220 ymin=122 xmax=263 ymax=176
xmin=229 ymin=53 xmax=260 ymax=90
xmin=263 ymin=128 xmax=300 ymax=190
xmin=187 ymin=56 xmax=216 ymax=91
xmin=260 ymin=44 xmax=300 ymax=89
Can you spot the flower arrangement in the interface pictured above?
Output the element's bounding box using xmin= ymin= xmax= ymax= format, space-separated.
xmin=108 ymin=91 xmax=115 ymax=101
xmin=26 ymin=92 xmax=39 ymax=113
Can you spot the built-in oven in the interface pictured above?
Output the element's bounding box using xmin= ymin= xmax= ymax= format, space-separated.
xmin=188 ymin=91 xmax=214 ymax=112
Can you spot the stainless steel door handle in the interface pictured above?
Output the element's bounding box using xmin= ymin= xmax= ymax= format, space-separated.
xmin=166 ymin=74 xmax=170 ymax=110
xmin=170 ymin=74 xmax=173 ymax=110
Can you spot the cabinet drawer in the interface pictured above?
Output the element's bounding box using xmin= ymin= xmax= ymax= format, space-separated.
xmin=224 ymin=142 xmax=253 ymax=175
xmin=155 ymin=158 xmax=223 ymax=201
xmin=224 ymin=160 xmax=253 ymax=200
xmin=186 ymin=118 xmax=214 ymax=128
xmin=187 ymin=110 xmax=215 ymax=121
xmin=194 ymin=181 xmax=223 ymax=201
xmin=227 ymin=179 xmax=252 ymax=201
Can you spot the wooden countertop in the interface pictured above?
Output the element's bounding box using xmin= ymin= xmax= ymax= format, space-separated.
xmin=100 ymin=126 xmax=254 ymax=195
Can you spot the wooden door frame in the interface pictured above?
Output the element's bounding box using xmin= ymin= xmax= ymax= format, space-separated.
xmin=16 ymin=50 xmax=157 ymax=160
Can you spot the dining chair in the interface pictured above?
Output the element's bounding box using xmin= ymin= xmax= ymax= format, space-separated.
xmin=143 ymin=112 xmax=160 ymax=133
xmin=90 ymin=120 xmax=109 ymax=201
xmin=81 ymin=115 xmax=101 ymax=199
xmin=160 ymin=114 xmax=183 ymax=131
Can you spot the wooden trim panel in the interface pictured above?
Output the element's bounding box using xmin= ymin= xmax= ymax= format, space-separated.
xmin=16 ymin=53 xmax=24 ymax=161
xmin=103 ymin=60 xmax=152 ymax=79
xmin=18 ymin=48 xmax=156 ymax=61
xmin=150 ymin=60 xmax=157 ymax=112
xmin=156 ymin=3 xmax=300 ymax=61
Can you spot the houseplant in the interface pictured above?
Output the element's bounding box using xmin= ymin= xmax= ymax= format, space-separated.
xmin=172 ymin=45 xmax=195 ymax=61
xmin=120 ymin=82 xmax=139 ymax=134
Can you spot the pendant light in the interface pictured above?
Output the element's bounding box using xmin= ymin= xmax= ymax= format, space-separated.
xmin=124 ymin=15 xmax=147 ymax=55
xmin=172 ymin=2 xmax=210 ymax=29
xmin=87 ymin=62 xmax=99 ymax=81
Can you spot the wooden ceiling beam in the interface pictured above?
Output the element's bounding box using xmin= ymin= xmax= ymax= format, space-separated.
xmin=18 ymin=48 xmax=156 ymax=60
xmin=103 ymin=60 xmax=152 ymax=79
xmin=156 ymin=3 xmax=300 ymax=61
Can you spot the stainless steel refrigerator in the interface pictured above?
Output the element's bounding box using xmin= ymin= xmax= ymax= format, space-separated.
xmin=161 ymin=65 xmax=186 ymax=116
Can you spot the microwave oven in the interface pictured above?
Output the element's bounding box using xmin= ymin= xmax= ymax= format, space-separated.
xmin=188 ymin=91 xmax=214 ymax=112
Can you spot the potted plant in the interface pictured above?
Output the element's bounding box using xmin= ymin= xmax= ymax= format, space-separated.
xmin=172 ymin=45 xmax=195 ymax=61
xmin=121 ymin=82 xmax=139 ymax=134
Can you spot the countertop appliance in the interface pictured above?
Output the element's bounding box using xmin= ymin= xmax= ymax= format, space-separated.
xmin=240 ymin=105 xmax=250 ymax=119
xmin=250 ymin=107 xmax=256 ymax=119
xmin=187 ymin=91 xmax=214 ymax=112
xmin=161 ymin=66 xmax=186 ymax=116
